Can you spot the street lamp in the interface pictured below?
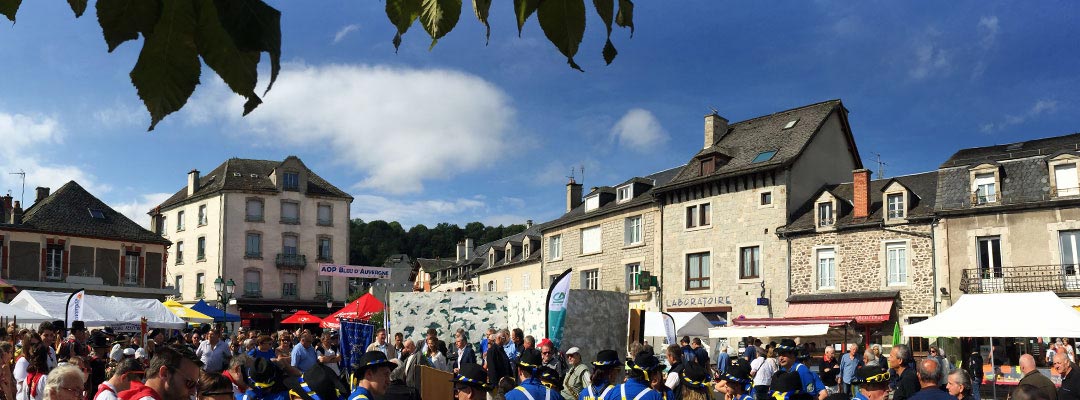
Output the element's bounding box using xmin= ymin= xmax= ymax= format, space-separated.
xmin=214 ymin=277 xmax=235 ymax=311
xmin=326 ymin=297 xmax=333 ymax=310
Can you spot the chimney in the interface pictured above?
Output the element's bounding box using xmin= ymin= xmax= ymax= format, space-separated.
xmin=566 ymin=178 xmax=583 ymax=212
xmin=704 ymin=112 xmax=729 ymax=149
xmin=456 ymin=241 xmax=466 ymax=262
xmin=187 ymin=169 xmax=200 ymax=196
xmin=10 ymin=201 xmax=23 ymax=224
xmin=464 ymin=238 xmax=474 ymax=260
xmin=853 ymin=169 xmax=872 ymax=219
xmin=526 ymin=220 xmax=533 ymax=228
xmin=1 ymin=194 xmax=10 ymax=221
xmin=35 ymin=187 xmax=50 ymax=203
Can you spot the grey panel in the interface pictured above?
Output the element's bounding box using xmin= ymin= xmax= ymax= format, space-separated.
xmin=96 ymin=248 xmax=120 ymax=286
xmin=145 ymin=253 xmax=162 ymax=288
xmin=10 ymin=241 xmax=40 ymax=280
xmin=70 ymin=246 xmax=94 ymax=277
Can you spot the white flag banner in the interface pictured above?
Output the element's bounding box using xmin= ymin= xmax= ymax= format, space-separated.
xmin=546 ymin=269 xmax=573 ymax=349
xmin=67 ymin=290 xmax=86 ymax=325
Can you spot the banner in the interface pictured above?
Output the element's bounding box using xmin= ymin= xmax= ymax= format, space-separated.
xmin=662 ymin=312 xmax=677 ymax=345
xmin=546 ymin=269 xmax=572 ymax=349
xmin=318 ymin=263 xmax=391 ymax=279
xmin=67 ymin=289 xmax=86 ymax=327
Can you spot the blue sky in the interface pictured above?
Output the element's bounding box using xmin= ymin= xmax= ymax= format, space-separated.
xmin=0 ymin=1 xmax=1078 ymax=229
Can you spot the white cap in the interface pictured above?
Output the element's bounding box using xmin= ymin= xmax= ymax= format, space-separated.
xmin=566 ymin=347 xmax=580 ymax=355
xmin=135 ymin=348 xmax=148 ymax=359
xmin=123 ymin=348 xmax=136 ymax=356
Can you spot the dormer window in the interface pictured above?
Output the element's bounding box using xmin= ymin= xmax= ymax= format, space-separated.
xmin=488 ymin=251 xmax=495 ymax=266
xmin=1050 ymin=154 xmax=1080 ymax=198
xmin=887 ymin=193 xmax=905 ymax=219
xmin=700 ymin=157 xmax=716 ymax=176
xmin=973 ymin=173 xmax=997 ymax=204
xmin=617 ymin=185 xmax=633 ymax=203
xmin=524 ymin=241 xmax=530 ymax=257
xmin=584 ymin=194 xmax=600 ymax=212
xmin=283 ymin=172 xmax=299 ymax=191
xmin=817 ymin=202 xmax=834 ymax=227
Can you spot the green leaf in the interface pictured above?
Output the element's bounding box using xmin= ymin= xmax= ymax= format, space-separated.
xmin=0 ymin=0 xmax=22 ymax=23
xmin=513 ymin=0 xmax=539 ymax=37
xmin=129 ymin=0 xmax=201 ymax=131
xmin=193 ymin=0 xmax=261 ymax=115
xmin=96 ymin=0 xmax=162 ymax=52
xmin=615 ymin=0 xmax=633 ymax=37
xmin=419 ymin=0 xmax=461 ymax=50
xmin=602 ymin=38 xmax=617 ymax=64
xmin=472 ymin=0 xmax=491 ymax=44
xmin=67 ymin=0 xmax=87 ymax=18
xmin=593 ymin=0 xmax=613 ymax=36
xmin=537 ymin=0 xmax=586 ymax=71
xmin=386 ymin=0 xmax=421 ymax=51
xmin=212 ymin=0 xmax=281 ymax=95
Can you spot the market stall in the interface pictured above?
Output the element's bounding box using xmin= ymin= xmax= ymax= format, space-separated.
xmin=162 ymin=300 xmax=214 ymax=324
xmin=8 ymin=290 xmax=186 ymax=329
xmin=644 ymin=311 xmax=714 ymax=338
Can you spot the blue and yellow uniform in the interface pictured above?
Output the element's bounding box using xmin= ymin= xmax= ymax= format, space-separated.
xmin=734 ymin=394 xmax=754 ymax=400
xmin=781 ymin=362 xmax=826 ymax=395
xmin=579 ymin=382 xmax=615 ymax=400
xmin=507 ymin=377 xmax=564 ymax=400
xmin=346 ymin=386 xmax=373 ymax=400
xmin=241 ymin=387 xmax=289 ymax=400
xmin=655 ymin=386 xmax=674 ymax=400
xmin=601 ymin=378 xmax=661 ymax=400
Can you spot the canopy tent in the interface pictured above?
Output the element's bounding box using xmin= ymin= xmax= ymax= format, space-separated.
xmin=281 ymin=310 xmax=322 ymax=325
xmin=8 ymin=290 xmax=186 ymax=329
xmin=322 ymin=293 xmax=384 ymax=329
xmin=162 ymin=300 xmax=214 ymax=324
xmin=644 ymin=312 xmax=714 ymax=338
xmin=906 ymin=291 xmax=1080 ymax=338
xmin=190 ymin=300 xmax=241 ymax=323
xmin=709 ymin=324 xmax=831 ymax=339
xmin=0 ymin=301 xmax=55 ymax=323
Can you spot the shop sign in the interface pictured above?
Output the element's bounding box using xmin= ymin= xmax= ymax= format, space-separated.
xmin=665 ymin=295 xmax=733 ymax=308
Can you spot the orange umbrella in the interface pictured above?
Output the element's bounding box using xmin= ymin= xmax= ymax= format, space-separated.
xmin=280 ymin=310 xmax=322 ymax=325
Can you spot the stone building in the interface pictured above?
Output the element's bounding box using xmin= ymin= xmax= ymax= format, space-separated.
xmin=419 ymin=224 xmax=546 ymax=293
xmin=540 ymin=166 xmax=682 ymax=312
xmin=776 ymin=170 xmax=938 ymax=348
xmin=149 ymin=156 xmax=352 ymax=330
xmin=653 ymin=100 xmax=863 ymax=323
xmin=0 ymin=182 xmax=173 ymax=298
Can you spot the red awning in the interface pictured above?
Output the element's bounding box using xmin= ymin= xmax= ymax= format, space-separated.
xmin=733 ymin=317 xmax=854 ymax=327
xmin=785 ymin=299 xmax=894 ymax=324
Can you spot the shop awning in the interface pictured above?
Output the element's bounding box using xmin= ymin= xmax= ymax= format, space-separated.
xmin=710 ymin=324 xmax=831 ymax=338
xmin=733 ymin=317 xmax=854 ymax=327
xmin=785 ymin=299 xmax=894 ymax=323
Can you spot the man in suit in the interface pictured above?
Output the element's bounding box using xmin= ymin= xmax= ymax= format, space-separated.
xmin=485 ymin=329 xmax=513 ymax=400
xmin=454 ymin=332 xmax=477 ymax=373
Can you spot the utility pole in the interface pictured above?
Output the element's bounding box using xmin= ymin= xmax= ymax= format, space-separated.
xmin=8 ymin=170 xmax=25 ymax=205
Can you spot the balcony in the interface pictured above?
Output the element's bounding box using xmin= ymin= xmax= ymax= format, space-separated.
xmin=276 ymin=253 xmax=307 ymax=269
xmin=959 ymin=264 xmax=1080 ymax=294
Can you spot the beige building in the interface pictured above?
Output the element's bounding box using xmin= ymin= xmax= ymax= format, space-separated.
xmin=653 ymin=100 xmax=863 ymax=323
xmin=422 ymin=225 xmax=545 ymax=293
xmin=150 ymin=157 xmax=352 ymax=329
xmin=540 ymin=167 xmax=681 ymax=312
xmin=0 ymin=182 xmax=173 ymax=298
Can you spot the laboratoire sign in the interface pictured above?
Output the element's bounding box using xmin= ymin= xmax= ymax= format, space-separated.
xmin=318 ymin=263 xmax=392 ymax=279
xmin=665 ymin=295 xmax=733 ymax=308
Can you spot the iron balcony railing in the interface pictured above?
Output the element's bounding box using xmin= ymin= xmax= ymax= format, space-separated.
xmin=960 ymin=264 xmax=1080 ymax=294
xmin=276 ymin=253 xmax=307 ymax=269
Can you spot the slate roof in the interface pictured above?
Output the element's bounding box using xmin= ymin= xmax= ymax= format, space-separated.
xmin=154 ymin=157 xmax=351 ymax=212
xmin=417 ymin=258 xmax=457 ymax=273
xmin=658 ymin=99 xmax=858 ymax=192
xmin=542 ymin=165 xmax=683 ymax=230
xmin=781 ymin=171 xmax=939 ymax=234
xmin=936 ymin=132 xmax=1080 ymax=212
xmin=7 ymin=181 xmax=170 ymax=245
xmin=455 ymin=222 xmax=547 ymax=274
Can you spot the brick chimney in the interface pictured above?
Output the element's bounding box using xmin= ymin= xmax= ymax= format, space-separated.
xmin=10 ymin=201 xmax=23 ymax=224
xmin=704 ymin=112 xmax=729 ymax=149
xmin=35 ymin=187 xmax=50 ymax=203
xmin=187 ymin=170 xmax=200 ymax=196
xmin=1 ymin=194 xmax=10 ymax=221
xmin=853 ymin=169 xmax=872 ymax=219
xmin=566 ymin=178 xmax=583 ymax=212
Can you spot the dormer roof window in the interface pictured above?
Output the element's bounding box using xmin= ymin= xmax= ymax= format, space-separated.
xmin=817 ymin=202 xmax=834 ymax=227
xmin=886 ymin=193 xmax=904 ymax=219
xmin=617 ymin=185 xmax=633 ymax=203
xmin=973 ymin=172 xmax=997 ymax=204
xmin=584 ymin=194 xmax=600 ymax=212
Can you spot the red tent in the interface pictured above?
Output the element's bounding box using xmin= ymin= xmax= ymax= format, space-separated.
xmin=321 ymin=293 xmax=384 ymax=329
xmin=280 ymin=310 xmax=322 ymax=325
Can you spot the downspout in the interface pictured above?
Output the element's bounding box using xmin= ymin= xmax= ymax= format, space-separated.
xmin=931 ymin=217 xmax=940 ymax=316
xmin=218 ymin=194 xmax=227 ymax=313
xmin=658 ymin=202 xmax=664 ymax=311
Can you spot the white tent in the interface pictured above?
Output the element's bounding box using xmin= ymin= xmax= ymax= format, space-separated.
xmin=9 ymin=290 xmax=186 ymax=329
xmin=709 ymin=324 xmax=831 ymax=339
xmin=0 ymin=301 xmax=55 ymax=323
xmin=644 ymin=311 xmax=714 ymax=338
xmin=906 ymin=291 xmax=1080 ymax=338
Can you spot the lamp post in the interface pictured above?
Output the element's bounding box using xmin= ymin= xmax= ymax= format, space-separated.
xmin=326 ymin=297 xmax=333 ymax=310
xmin=214 ymin=277 xmax=236 ymax=334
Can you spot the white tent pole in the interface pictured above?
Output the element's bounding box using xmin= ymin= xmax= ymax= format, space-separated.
xmin=990 ymin=336 xmax=996 ymax=400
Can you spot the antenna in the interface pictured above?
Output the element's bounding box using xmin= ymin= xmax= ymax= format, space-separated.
xmin=579 ymin=164 xmax=585 ymax=186
xmin=8 ymin=170 xmax=25 ymax=205
xmin=709 ymin=105 xmax=720 ymax=115
xmin=566 ymin=168 xmax=576 ymax=183
xmin=874 ymin=153 xmax=887 ymax=178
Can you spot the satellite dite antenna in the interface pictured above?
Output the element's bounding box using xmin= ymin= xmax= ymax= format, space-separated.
xmin=8 ymin=170 xmax=25 ymax=205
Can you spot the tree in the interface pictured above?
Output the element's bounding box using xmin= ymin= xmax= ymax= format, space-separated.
xmin=0 ymin=0 xmax=635 ymax=131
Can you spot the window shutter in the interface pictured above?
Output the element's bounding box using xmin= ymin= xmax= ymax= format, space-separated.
xmin=581 ymin=226 xmax=601 ymax=254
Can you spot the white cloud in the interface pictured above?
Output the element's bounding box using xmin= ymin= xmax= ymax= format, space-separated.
xmin=980 ymin=99 xmax=1059 ymax=133
xmin=333 ymin=24 xmax=360 ymax=44
xmin=93 ymin=100 xmax=146 ymax=128
xmin=910 ymin=42 xmax=950 ymax=80
xmin=350 ymin=194 xmax=487 ymax=227
xmin=185 ymin=63 xmax=516 ymax=194
xmin=112 ymin=192 xmax=172 ymax=228
xmin=978 ymin=16 xmax=999 ymax=49
xmin=0 ymin=112 xmax=108 ymax=204
xmin=609 ymin=108 xmax=668 ymax=152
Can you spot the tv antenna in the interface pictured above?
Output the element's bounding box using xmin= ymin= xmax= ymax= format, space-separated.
xmin=8 ymin=170 xmax=25 ymax=205
xmin=579 ymin=164 xmax=585 ymax=186
xmin=874 ymin=153 xmax=887 ymax=178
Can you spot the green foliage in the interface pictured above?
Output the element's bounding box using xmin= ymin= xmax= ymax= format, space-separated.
xmin=537 ymin=0 xmax=587 ymax=71
xmin=419 ymin=0 xmax=462 ymax=50
xmin=349 ymin=219 xmax=526 ymax=267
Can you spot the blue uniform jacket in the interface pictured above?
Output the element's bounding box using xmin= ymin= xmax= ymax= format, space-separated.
xmin=579 ymin=382 xmax=614 ymax=400
xmin=506 ymin=378 xmax=564 ymax=400
xmin=241 ymin=388 xmax=288 ymax=400
xmin=602 ymin=378 xmax=662 ymax=400
xmin=348 ymin=386 xmax=373 ymax=400
xmin=780 ymin=362 xmax=826 ymax=394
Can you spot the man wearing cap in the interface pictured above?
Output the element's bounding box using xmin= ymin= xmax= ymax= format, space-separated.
xmin=507 ymin=349 xmax=564 ymax=400
xmin=561 ymin=347 xmax=588 ymax=400
xmin=284 ymin=363 xmax=350 ymax=400
xmin=603 ymin=352 xmax=662 ymax=400
xmin=58 ymin=321 xmax=91 ymax=362
xmin=852 ymin=365 xmax=892 ymax=400
xmin=453 ymin=363 xmax=493 ymax=400
xmin=94 ymin=358 xmax=143 ymax=400
xmin=348 ymin=351 xmax=396 ymax=400
xmin=774 ymin=339 xmax=828 ymax=400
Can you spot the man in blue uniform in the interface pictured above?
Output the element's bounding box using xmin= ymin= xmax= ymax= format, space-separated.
xmin=242 ymin=357 xmax=290 ymax=400
xmin=451 ymin=363 xmax=493 ymax=400
xmin=507 ymin=349 xmax=563 ymax=400
xmin=775 ymin=339 xmax=828 ymax=400
xmin=852 ymin=365 xmax=892 ymax=400
xmin=347 ymin=351 xmax=396 ymax=400
xmin=284 ymin=362 xmax=350 ymax=400
xmin=603 ymin=352 xmax=663 ymax=400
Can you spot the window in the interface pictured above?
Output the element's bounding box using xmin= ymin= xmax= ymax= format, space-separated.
xmin=45 ymin=245 xmax=63 ymax=280
xmin=196 ymin=237 xmax=206 ymax=261
xmin=522 ymin=273 xmax=530 ymax=290
xmin=157 ymin=215 xmax=167 ymax=235
xmin=625 ymin=216 xmax=643 ymax=245
xmin=581 ymin=269 xmax=599 ymax=290
xmin=318 ymin=237 xmax=332 ymax=261
xmin=751 ymin=150 xmax=777 ymax=163
xmin=549 ymin=275 xmax=559 ymax=288
xmin=584 ymin=195 xmax=600 ymax=212
xmin=246 ymin=198 xmax=264 ymax=221
xmin=175 ymin=241 xmax=184 ymax=264
xmin=974 ymin=173 xmax=997 ymax=204
xmin=245 ymin=233 xmax=261 ymax=258
xmin=886 ymin=243 xmax=908 ymax=285
xmin=317 ymin=276 xmax=332 ymax=297
xmin=739 ymin=246 xmax=760 ymax=279
xmin=504 ymin=277 xmax=512 ymax=291
xmin=317 ymin=204 xmax=333 ymax=226
xmin=244 ymin=270 xmax=261 ymax=297
xmin=282 ymin=273 xmax=298 ymax=298
xmin=176 ymin=210 xmax=185 ymax=231
xmin=198 ymin=204 xmax=207 ymax=226
xmin=887 ymin=194 xmax=905 ymax=219
xmin=196 ymin=273 xmax=205 ymax=298
xmin=1056 ymin=164 xmax=1079 ymax=196
xmin=549 ymin=235 xmax=562 ymax=259
xmin=88 ymin=209 xmax=105 ymax=219
xmin=686 ymin=203 xmax=711 ymax=228
xmin=1062 ymin=231 xmax=1080 ymax=274
xmin=581 ymin=226 xmax=601 ymax=254
xmin=700 ymin=157 xmax=716 ymax=175
xmin=817 ymin=248 xmax=836 ymax=289
xmin=124 ymin=252 xmax=139 ymax=285
xmin=523 ymin=241 xmax=530 ymax=257
xmin=175 ymin=275 xmax=183 ymax=295
xmin=686 ymin=252 xmax=710 ymax=290
xmin=760 ymin=192 xmax=772 ymax=206
xmin=817 ymin=202 xmax=834 ymax=226
xmin=487 ymin=280 xmax=497 ymax=292
xmin=281 ymin=201 xmax=299 ymax=224
xmin=977 ymin=236 xmax=1002 ymax=278
xmin=626 ymin=263 xmax=642 ymax=292
xmin=617 ymin=185 xmax=633 ymax=202
xmin=283 ymin=234 xmax=298 ymax=255
xmin=283 ymin=172 xmax=299 ymax=191
xmin=488 ymin=252 xmax=495 ymax=266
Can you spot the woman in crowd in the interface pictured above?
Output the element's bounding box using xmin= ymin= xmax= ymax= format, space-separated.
xmin=426 ymin=337 xmax=448 ymax=371
xmin=676 ymin=362 xmax=710 ymax=400
xmin=15 ymin=333 xmax=48 ymax=400
xmin=946 ymin=369 xmax=973 ymax=400
xmin=579 ymin=350 xmax=620 ymax=400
